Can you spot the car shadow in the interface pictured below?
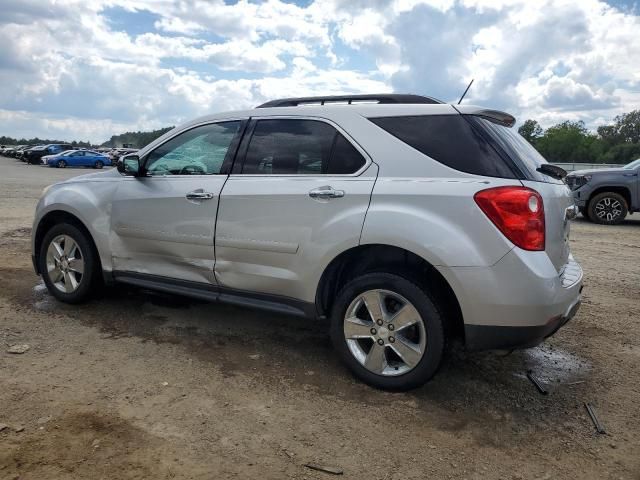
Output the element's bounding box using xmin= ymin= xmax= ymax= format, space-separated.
xmin=18 ymin=276 xmax=596 ymax=446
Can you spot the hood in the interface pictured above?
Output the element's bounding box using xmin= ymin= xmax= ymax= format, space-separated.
xmin=568 ymin=167 xmax=627 ymax=176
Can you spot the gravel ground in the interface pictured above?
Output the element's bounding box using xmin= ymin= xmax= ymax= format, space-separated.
xmin=0 ymin=155 xmax=639 ymax=479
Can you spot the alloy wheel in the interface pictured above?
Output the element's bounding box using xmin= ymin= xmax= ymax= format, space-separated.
xmin=343 ymin=289 xmax=427 ymax=376
xmin=594 ymin=197 xmax=622 ymax=222
xmin=45 ymin=235 xmax=84 ymax=293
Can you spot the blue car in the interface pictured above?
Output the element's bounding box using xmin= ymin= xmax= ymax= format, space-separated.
xmin=44 ymin=150 xmax=112 ymax=169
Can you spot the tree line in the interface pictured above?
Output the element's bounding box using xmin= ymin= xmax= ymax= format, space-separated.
xmin=0 ymin=126 xmax=174 ymax=150
xmin=0 ymin=136 xmax=93 ymax=148
xmin=518 ymin=110 xmax=640 ymax=164
xmin=100 ymin=127 xmax=174 ymax=148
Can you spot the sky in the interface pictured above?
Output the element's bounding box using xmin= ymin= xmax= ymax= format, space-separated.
xmin=1 ymin=0 xmax=639 ymax=143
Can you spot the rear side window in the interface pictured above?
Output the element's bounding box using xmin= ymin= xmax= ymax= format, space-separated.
xmin=329 ymin=134 xmax=366 ymax=174
xmin=472 ymin=117 xmax=557 ymax=183
xmin=242 ymin=119 xmax=366 ymax=175
xmin=369 ymin=115 xmax=517 ymax=179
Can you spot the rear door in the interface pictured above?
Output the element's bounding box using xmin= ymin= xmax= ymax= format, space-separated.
xmin=66 ymin=151 xmax=83 ymax=166
xmin=214 ymin=117 xmax=377 ymax=302
xmin=110 ymin=120 xmax=244 ymax=284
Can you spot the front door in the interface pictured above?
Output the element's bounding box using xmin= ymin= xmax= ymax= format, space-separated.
xmin=110 ymin=120 xmax=244 ymax=284
xmin=214 ymin=117 xmax=377 ymax=303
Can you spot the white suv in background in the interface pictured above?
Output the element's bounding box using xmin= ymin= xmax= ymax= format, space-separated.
xmin=32 ymin=94 xmax=583 ymax=390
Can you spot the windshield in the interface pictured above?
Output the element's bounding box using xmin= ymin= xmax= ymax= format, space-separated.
xmin=471 ymin=117 xmax=560 ymax=183
xmin=624 ymin=158 xmax=640 ymax=169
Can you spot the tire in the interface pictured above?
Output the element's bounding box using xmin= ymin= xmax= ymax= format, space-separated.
xmin=588 ymin=192 xmax=628 ymax=225
xmin=94 ymin=160 xmax=104 ymax=169
xmin=330 ymin=272 xmax=445 ymax=391
xmin=39 ymin=223 xmax=99 ymax=304
xmin=57 ymin=160 xmax=66 ymax=168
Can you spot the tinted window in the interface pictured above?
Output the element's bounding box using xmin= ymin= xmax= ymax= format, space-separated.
xmin=145 ymin=121 xmax=240 ymax=176
xmin=472 ymin=117 xmax=555 ymax=183
xmin=370 ymin=115 xmax=516 ymax=179
xmin=329 ymin=134 xmax=366 ymax=174
xmin=243 ymin=119 xmax=335 ymax=174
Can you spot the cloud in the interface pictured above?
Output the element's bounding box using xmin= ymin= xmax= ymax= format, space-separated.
xmin=0 ymin=0 xmax=639 ymax=142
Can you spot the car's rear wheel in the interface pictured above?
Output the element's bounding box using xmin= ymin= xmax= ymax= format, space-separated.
xmin=588 ymin=192 xmax=628 ymax=225
xmin=94 ymin=160 xmax=104 ymax=169
xmin=39 ymin=223 xmax=98 ymax=303
xmin=330 ymin=272 xmax=445 ymax=390
xmin=57 ymin=160 xmax=66 ymax=168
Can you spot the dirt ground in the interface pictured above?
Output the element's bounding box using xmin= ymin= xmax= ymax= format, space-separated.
xmin=0 ymin=155 xmax=638 ymax=480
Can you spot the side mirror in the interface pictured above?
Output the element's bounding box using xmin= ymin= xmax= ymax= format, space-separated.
xmin=118 ymin=155 xmax=141 ymax=176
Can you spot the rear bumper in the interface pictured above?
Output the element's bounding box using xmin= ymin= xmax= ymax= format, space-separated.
xmin=464 ymin=296 xmax=581 ymax=350
xmin=437 ymin=249 xmax=583 ymax=351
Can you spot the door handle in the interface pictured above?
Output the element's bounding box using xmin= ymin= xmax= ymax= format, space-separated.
xmin=186 ymin=189 xmax=214 ymax=200
xmin=309 ymin=186 xmax=345 ymax=200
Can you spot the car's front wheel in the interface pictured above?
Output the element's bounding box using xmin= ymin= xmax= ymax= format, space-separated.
xmin=94 ymin=160 xmax=104 ymax=169
xmin=57 ymin=160 xmax=66 ymax=168
xmin=330 ymin=272 xmax=445 ymax=390
xmin=39 ymin=223 xmax=99 ymax=303
xmin=588 ymin=192 xmax=628 ymax=225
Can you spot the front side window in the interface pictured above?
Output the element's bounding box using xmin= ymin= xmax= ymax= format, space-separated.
xmin=242 ymin=119 xmax=366 ymax=175
xmin=145 ymin=121 xmax=240 ymax=176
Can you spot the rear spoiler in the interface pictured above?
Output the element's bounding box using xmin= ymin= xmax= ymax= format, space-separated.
xmin=452 ymin=105 xmax=516 ymax=127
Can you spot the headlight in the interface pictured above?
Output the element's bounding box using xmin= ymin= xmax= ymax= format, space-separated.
xmin=566 ymin=175 xmax=591 ymax=190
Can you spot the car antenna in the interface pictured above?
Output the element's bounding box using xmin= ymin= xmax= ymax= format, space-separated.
xmin=457 ymin=79 xmax=474 ymax=104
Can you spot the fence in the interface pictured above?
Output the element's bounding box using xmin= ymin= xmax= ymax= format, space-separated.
xmin=552 ymin=163 xmax=624 ymax=172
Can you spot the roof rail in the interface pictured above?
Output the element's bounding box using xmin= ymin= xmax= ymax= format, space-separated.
xmin=255 ymin=94 xmax=444 ymax=108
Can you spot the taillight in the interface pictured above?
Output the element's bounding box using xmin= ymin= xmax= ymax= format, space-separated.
xmin=474 ymin=186 xmax=545 ymax=251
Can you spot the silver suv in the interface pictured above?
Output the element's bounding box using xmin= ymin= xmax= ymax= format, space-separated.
xmin=31 ymin=94 xmax=583 ymax=390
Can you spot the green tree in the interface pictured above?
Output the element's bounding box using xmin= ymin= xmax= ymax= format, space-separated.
xmin=602 ymin=110 xmax=640 ymax=144
xmin=536 ymin=121 xmax=604 ymax=163
xmin=518 ymin=119 xmax=543 ymax=145
xmin=596 ymin=124 xmax=620 ymax=146
xmin=101 ymin=127 xmax=173 ymax=148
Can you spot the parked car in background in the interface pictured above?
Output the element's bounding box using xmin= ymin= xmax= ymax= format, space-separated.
xmin=13 ymin=145 xmax=34 ymax=160
xmin=566 ymin=158 xmax=639 ymax=224
xmin=3 ymin=145 xmax=27 ymax=158
xmin=2 ymin=146 xmax=16 ymax=157
xmin=24 ymin=144 xmax=73 ymax=164
xmin=108 ymin=148 xmax=138 ymax=164
xmin=44 ymin=150 xmax=111 ymax=168
xmin=31 ymin=94 xmax=583 ymax=390
xmin=21 ymin=145 xmax=47 ymax=162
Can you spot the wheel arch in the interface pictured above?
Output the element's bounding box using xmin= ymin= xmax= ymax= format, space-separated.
xmin=34 ymin=210 xmax=102 ymax=275
xmin=588 ymin=186 xmax=632 ymax=209
xmin=315 ymin=244 xmax=464 ymax=341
